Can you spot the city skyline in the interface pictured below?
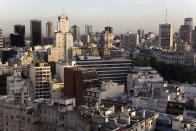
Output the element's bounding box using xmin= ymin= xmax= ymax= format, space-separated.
xmin=0 ymin=0 xmax=196 ymax=35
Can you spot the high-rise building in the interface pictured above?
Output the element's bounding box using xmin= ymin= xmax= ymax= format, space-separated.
xmin=85 ymin=24 xmax=93 ymax=36
xmin=65 ymin=32 xmax=73 ymax=61
xmin=184 ymin=18 xmax=193 ymax=29
xmin=14 ymin=24 xmax=25 ymax=35
xmin=30 ymin=20 xmax=42 ymax=46
xmin=46 ymin=21 xmax=53 ymax=38
xmin=122 ymin=32 xmax=139 ymax=53
xmin=192 ymin=26 xmax=196 ymax=51
xmin=30 ymin=61 xmax=51 ymax=99
xmin=10 ymin=24 xmax=25 ymax=47
xmin=55 ymin=15 xmax=73 ymax=62
xmin=105 ymin=26 xmax=113 ymax=33
xmin=179 ymin=25 xmax=192 ymax=44
xmin=85 ymin=24 xmax=94 ymax=43
xmin=159 ymin=23 xmax=174 ymax=50
xmin=0 ymin=27 xmax=3 ymax=48
xmin=57 ymin=15 xmax=69 ymax=33
xmin=48 ymin=15 xmax=73 ymax=62
xmin=71 ymin=25 xmax=80 ymax=42
xmin=137 ymin=29 xmax=145 ymax=43
xmin=103 ymin=26 xmax=114 ymax=48
xmin=10 ymin=33 xmax=25 ymax=47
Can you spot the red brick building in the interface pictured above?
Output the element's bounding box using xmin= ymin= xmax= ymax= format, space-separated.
xmin=64 ymin=67 xmax=98 ymax=106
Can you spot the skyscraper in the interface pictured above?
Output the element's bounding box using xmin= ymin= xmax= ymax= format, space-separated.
xmin=48 ymin=14 xmax=73 ymax=62
xmin=184 ymin=18 xmax=193 ymax=29
xmin=192 ymin=26 xmax=196 ymax=51
xmin=10 ymin=25 xmax=25 ymax=47
xmin=159 ymin=23 xmax=174 ymax=50
xmin=71 ymin=25 xmax=80 ymax=42
xmin=65 ymin=33 xmax=73 ymax=61
xmin=10 ymin=34 xmax=25 ymax=47
xmin=30 ymin=20 xmax=42 ymax=46
xmin=57 ymin=15 xmax=69 ymax=33
xmin=46 ymin=21 xmax=53 ymax=38
xmin=122 ymin=32 xmax=139 ymax=53
xmin=104 ymin=26 xmax=114 ymax=48
xmin=179 ymin=25 xmax=192 ymax=44
xmin=14 ymin=25 xmax=25 ymax=35
xmin=0 ymin=27 xmax=3 ymax=48
xmin=56 ymin=15 xmax=73 ymax=61
xmin=137 ymin=29 xmax=145 ymax=43
xmin=85 ymin=24 xmax=94 ymax=43
xmin=85 ymin=24 xmax=93 ymax=36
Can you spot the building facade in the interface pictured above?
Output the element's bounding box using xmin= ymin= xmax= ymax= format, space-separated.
xmin=46 ymin=21 xmax=53 ymax=38
xmin=159 ymin=23 xmax=174 ymax=50
xmin=71 ymin=25 xmax=80 ymax=42
xmin=30 ymin=20 xmax=42 ymax=46
xmin=10 ymin=25 xmax=25 ymax=47
xmin=73 ymin=57 xmax=132 ymax=85
xmin=30 ymin=61 xmax=51 ymax=99
xmin=64 ymin=67 xmax=98 ymax=106
xmin=83 ymin=81 xmax=124 ymax=107
xmin=0 ymin=27 xmax=3 ymax=48
xmin=48 ymin=15 xmax=73 ymax=62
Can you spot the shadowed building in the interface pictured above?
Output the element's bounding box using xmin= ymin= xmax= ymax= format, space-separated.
xmin=30 ymin=20 xmax=42 ymax=46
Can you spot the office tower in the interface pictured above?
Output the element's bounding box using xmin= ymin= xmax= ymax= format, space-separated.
xmin=14 ymin=24 xmax=25 ymax=35
xmin=57 ymin=15 xmax=69 ymax=33
xmin=184 ymin=18 xmax=193 ymax=29
xmin=179 ymin=25 xmax=192 ymax=44
xmin=10 ymin=25 xmax=25 ymax=47
xmin=30 ymin=61 xmax=51 ymax=99
xmin=105 ymin=26 xmax=113 ymax=33
xmin=71 ymin=25 xmax=80 ymax=42
xmin=122 ymin=32 xmax=139 ymax=52
xmin=10 ymin=34 xmax=25 ymax=47
xmin=104 ymin=26 xmax=114 ymax=48
xmin=64 ymin=67 xmax=98 ymax=106
xmin=85 ymin=24 xmax=94 ymax=43
xmin=137 ymin=29 xmax=145 ymax=43
xmin=48 ymin=14 xmax=73 ymax=62
xmin=46 ymin=21 xmax=53 ymax=38
xmin=85 ymin=24 xmax=93 ymax=36
xmin=65 ymin=33 xmax=73 ymax=61
xmin=0 ymin=27 xmax=3 ymax=48
xmin=30 ymin=20 xmax=42 ymax=46
xmin=159 ymin=23 xmax=174 ymax=50
xmin=192 ymin=26 xmax=196 ymax=51
xmin=73 ymin=57 xmax=131 ymax=85
xmin=56 ymin=15 xmax=73 ymax=61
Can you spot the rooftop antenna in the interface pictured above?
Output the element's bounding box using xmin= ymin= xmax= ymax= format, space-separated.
xmin=62 ymin=8 xmax=67 ymax=16
xmin=187 ymin=12 xmax=190 ymax=17
xmin=63 ymin=8 xmax=65 ymax=15
xmin=165 ymin=8 xmax=168 ymax=24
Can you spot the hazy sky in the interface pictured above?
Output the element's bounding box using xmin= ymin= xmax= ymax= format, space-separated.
xmin=0 ymin=0 xmax=196 ymax=35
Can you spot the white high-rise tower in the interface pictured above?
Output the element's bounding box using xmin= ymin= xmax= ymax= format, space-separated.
xmin=48 ymin=14 xmax=73 ymax=62
xmin=57 ymin=15 xmax=70 ymax=33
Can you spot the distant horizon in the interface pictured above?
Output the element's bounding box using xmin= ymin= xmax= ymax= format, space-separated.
xmin=1 ymin=0 xmax=196 ymax=35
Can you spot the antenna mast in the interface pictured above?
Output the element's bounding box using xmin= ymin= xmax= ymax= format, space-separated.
xmin=165 ymin=8 xmax=168 ymax=24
